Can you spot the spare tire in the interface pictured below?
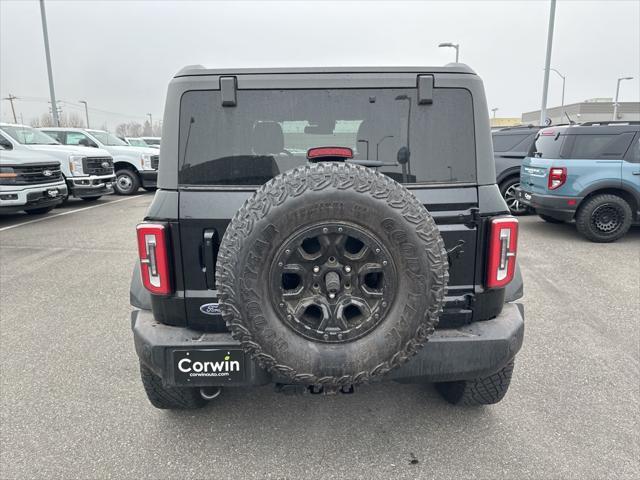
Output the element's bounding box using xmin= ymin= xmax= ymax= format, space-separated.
xmin=216 ymin=163 xmax=448 ymax=386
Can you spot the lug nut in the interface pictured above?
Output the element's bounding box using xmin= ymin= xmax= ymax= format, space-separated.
xmin=285 ymin=249 xmax=291 ymax=255
xmin=323 ymin=227 xmax=329 ymax=233
xmin=313 ymin=266 xmax=320 ymax=273
xmin=382 ymin=260 xmax=388 ymax=266
xmin=375 ymin=248 xmax=381 ymax=254
xmin=344 ymin=265 xmax=352 ymax=273
xmin=329 ymin=293 xmax=336 ymax=299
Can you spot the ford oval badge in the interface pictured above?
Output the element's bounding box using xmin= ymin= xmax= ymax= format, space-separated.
xmin=200 ymin=303 xmax=221 ymax=315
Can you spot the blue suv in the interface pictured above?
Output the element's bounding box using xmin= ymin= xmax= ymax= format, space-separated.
xmin=517 ymin=122 xmax=640 ymax=242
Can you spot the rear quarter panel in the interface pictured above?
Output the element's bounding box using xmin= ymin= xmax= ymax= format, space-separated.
xmin=521 ymin=157 xmax=622 ymax=197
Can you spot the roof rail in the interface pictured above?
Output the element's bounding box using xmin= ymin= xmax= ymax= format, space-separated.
xmin=579 ymin=121 xmax=640 ymax=126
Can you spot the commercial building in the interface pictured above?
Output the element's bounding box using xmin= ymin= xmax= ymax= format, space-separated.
xmin=522 ymin=98 xmax=640 ymax=126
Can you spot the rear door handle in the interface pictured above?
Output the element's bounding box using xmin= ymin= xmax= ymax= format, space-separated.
xmin=632 ymin=171 xmax=640 ymax=175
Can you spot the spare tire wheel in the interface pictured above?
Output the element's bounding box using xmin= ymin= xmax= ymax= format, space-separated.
xmin=216 ymin=163 xmax=448 ymax=387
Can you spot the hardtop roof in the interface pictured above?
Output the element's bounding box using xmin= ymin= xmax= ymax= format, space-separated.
xmin=174 ymin=64 xmax=476 ymax=78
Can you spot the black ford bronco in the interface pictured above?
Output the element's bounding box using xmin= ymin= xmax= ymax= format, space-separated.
xmin=130 ymin=65 xmax=524 ymax=409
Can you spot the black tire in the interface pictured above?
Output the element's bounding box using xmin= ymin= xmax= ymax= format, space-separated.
xmin=139 ymin=364 xmax=207 ymax=410
xmin=114 ymin=169 xmax=140 ymax=195
xmin=499 ymin=177 xmax=529 ymax=216
xmin=575 ymin=194 xmax=632 ymax=243
xmin=538 ymin=213 xmax=565 ymax=224
xmin=25 ymin=206 xmax=55 ymax=215
xmin=80 ymin=196 xmax=101 ymax=202
xmin=217 ymin=163 xmax=449 ymax=388
xmin=436 ymin=360 xmax=515 ymax=406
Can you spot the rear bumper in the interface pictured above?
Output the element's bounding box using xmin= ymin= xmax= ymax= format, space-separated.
xmin=516 ymin=188 xmax=579 ymax=221
xmin=140 ymin=170 xmax=157 ymax=188
xmin=132 ymin=303 xmax=524 ymax=387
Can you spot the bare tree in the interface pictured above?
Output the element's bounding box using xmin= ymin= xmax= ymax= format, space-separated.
xmin=63 ymin=112 xmax=85 ymax=128
xmin=37 ymin=113 xmax=55 ymax=127
xmin=115 ymin=121 xmax=144 ymax=137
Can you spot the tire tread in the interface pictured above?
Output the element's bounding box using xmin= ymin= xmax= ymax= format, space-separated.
xmin=139 ymin=364 xmax=206 ymax=410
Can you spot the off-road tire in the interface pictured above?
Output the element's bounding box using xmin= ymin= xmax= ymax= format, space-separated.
xmin=436 ymin=360 xmax=515 ymax=406
xmin=25 ymin=206 xmax=55 ymax=215
xmin=114 ymin=169 xmax=140 ymax=195
xmin=216 ymin=163 xmax=449 ymax=388
xmin=139 ymin=364 xmax=207 ymax=410
xmin=538 ymin=213 xmax=564 ymax=224
xmin=575 ymin=194 xmax=632 ymax=243
xmin=499 ymin=177 xmax=529 ymax=216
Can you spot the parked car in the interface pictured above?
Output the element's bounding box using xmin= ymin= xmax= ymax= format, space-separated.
xmin=492 ymin=125 xmax=541 ymax=215
xmin=0 ymin=146 xmax=67 ymax=215
xmin=40 ymin=127 xmax=158 ymax=195
xmin=124 ymin=137 xmax=150 ymax=148
xmin=0 ymin=124 xmax=115 ymax=202
xmin=518 ymin=122 xmax=640 ymax=242
xmin=130 ymin=65 xmax=524 ymax=410
xmin=140 ymin=136 xmax=160 ymax=149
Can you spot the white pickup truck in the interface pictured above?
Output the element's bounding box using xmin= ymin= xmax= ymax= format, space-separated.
xmin=0 ymin=124 xmax=115 ymax=202
xmin=0 ymin=146 xmax=67 ymax=215
xmin=40 ymin=128 xmax=158 ymax=195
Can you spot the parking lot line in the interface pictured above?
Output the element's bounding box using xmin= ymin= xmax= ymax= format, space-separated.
xmin=0 ymin=195 xmax=143 ymax=233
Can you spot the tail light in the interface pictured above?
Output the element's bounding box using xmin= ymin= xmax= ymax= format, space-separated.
xmin=307 ymin=147 xmax=354 ymax=160
xmin=136 ymin=223 xmax=172 ymax=295
xmin=548 ymin=167 xmax=567 ymax=190
xmin=486 ymin=217 xmax=518 ymax=289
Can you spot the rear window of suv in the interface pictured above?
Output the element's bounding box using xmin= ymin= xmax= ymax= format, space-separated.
xmin=178 ymin=88 xmax=476 ymax=186
xmin=530 ymin=130 xmax=636 ymax=160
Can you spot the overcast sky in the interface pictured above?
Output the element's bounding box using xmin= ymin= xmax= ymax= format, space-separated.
xmin=1 ymin=0 xmax=638 ymax=129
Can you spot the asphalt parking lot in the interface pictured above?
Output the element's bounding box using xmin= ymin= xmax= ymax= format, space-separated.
xmin=1 ymin=194 xmax=638 ymax=480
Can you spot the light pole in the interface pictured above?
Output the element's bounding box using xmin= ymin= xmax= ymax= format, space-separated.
xmin=612 ymin=76 xmax=633 ymax=120
xmin=491 ymin=108 xmax=499 ymax=119
xmin=540 ymin=0 xmax=557 ymax=126
xmin=549 ymin=68 xmax=566 ymax=108
xmin=438 ymin=42 xmax=459 ymax=62
xmin=79 ymin=100 xmax=90 ymax=128
xmin=2 ymin=94 xmax=17 ymax=123
xmin=39 ymin=0 xmax=59 ymax=127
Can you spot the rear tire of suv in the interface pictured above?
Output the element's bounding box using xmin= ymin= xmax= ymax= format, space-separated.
xmin=576 ymin=194 xmax=632 ymax=243
xmin=114 ymin=169 xmax=140 ymax=195
xmin=538 ymin=213 xmax=564 ymax=224
xmin=500 ymin=177 xmax=529 ymax=216
xmin=435 ymin=360 xmax=515 ymax=406
xmin=139 ymin=364 xmax=208 ymax=410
